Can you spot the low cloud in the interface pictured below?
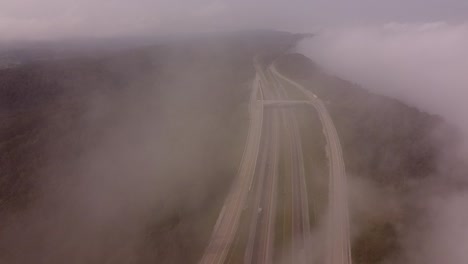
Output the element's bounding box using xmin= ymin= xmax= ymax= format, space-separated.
xmin=299 ymin=22 xmax=468 ymax=264
xmin=299 ymin=22 xmax=468 ymax=145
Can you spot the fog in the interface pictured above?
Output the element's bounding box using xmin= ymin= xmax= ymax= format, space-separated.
xmin=299 ymin=22 xmax=468 ymax=264
xmin=300 ymin=22 xmax=468 ymax=147
xmin=0 ymin=44 xmax=251 ymax=263
xmin=1 ymin=0 xmax=468 ymax=41
xmin=2 ymin=0 xmax=468 ymax=263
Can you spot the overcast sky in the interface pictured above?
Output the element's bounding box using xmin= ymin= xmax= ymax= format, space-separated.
xmin=1 ymin=0 xmax=468 ymax=41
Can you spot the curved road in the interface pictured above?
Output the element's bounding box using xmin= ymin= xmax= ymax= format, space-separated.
xmin=200 ymin=59 xmax=351 ymax=264
xmin=272 ymin=65 xmax=352 ymax=264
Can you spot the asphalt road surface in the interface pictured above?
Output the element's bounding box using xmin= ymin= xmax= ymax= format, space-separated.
xmin=243 ymin=63 xmax=280 ymax=264
xmin=268 ymin=69 xmax=311 ymax=263
xmin=272 ymin=65 xmax=352 ymax=264
xmin=200 ymin=60 xmax=351 ymax=264
xmin=198 ymin=72 xmax=264 ymax=264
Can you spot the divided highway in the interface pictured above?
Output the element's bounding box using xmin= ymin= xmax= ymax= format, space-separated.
xmin=243 ymin=65 xmax=280 ymax=264
xmin=199 ymin=59 xmax=351 ymax=264
xmin=198 ymin=73 xmax=264 ymax=264
xmin=272 ymin=65 xmax=352 ymax=264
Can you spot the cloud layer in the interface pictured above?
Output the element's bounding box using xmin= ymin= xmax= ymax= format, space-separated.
xmin=300 ymin=22 xmax=468 ymax=145
xmin=1 ymin=0 xmax=468 ymax=41
xmin=299 ymin=22 xmax=468 ymax=264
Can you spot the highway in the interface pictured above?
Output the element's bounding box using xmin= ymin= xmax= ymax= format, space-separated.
xmin=271 ymin=65 xmax=352 ymax=264
xmin=268 ymin=69 xmax=311 ymax=263
xmin=243 ymin=63 xmax=280 ymax=264
xmin=200 ymin=59 xmax=351 ymax=264
xmin=198 ymin=71 xmax=264 ymax=264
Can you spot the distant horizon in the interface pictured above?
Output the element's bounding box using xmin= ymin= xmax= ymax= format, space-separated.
xmin=1 ymin=0 xmax=467 ymax=41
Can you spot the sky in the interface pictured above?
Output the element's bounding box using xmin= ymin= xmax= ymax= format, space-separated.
xmin=1 ymin=0 xmax=468 ymax=41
